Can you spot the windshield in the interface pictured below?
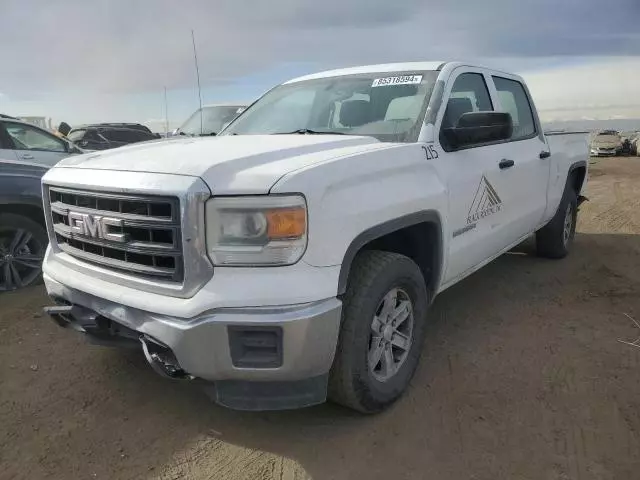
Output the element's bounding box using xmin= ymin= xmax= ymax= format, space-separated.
xmin=221 ymin=71 xmax=439 ymax=143
xmin=179 ymin=105 xmax=246 ymax=136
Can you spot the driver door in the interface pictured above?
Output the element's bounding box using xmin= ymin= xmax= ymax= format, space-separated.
xmin=431 ymin=69 xmax=518 ymax=285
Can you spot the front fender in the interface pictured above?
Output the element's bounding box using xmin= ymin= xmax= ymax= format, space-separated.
xmin=271 ymin=143 xmax=448 ymax=294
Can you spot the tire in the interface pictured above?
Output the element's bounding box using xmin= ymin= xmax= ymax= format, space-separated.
xmin=328 ymin=250 xmax=429 ymax=413
xmin=0 ymin=213 xmax=48 ymax=292
xmin=535 ymin=184 xmax=577 ymax=259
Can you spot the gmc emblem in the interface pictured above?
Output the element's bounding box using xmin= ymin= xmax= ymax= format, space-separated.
xmin=68 ymin=212 xmax=127 ymax=243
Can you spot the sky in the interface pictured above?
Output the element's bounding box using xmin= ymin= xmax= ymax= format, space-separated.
xmin=1 ymin=0 xmax=639 ymax=131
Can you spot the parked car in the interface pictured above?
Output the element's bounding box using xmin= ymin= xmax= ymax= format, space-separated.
xmin=41 ymin=61 xmax=588 ymax=413
xmin=174 ymin=104 xmax=247 ymax=136
xmin=628 ymin=132 xmax=640 ymax=156
xmin=67 ymin=124 xmax=159 ymax=151
xmin=0 ymin=159 xmax=50 ymax=291
xmin=0 ymin=116 xmax=83 ymax=167
xmin=590 ymin=130 xmax=622 ymax=157
xmin=90 ymin=123 xmax=155 ymax=134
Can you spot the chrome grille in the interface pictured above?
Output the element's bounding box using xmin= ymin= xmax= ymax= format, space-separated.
xmin=47 ymin=187 xmax=183 ymax=282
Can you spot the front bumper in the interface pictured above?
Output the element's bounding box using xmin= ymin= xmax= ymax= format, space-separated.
xmin=590 ymin=150 xmax=617 ymax=156
xmin=43 ymin=273 xmax=342 ymax=410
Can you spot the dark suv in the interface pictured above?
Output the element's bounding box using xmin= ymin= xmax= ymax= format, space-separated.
xmin=67 ymin=123 xmax=160 ymax=151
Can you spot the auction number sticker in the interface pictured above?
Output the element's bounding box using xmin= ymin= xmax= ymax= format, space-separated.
xmin=372 ymin=75 xmax=423 ymax=87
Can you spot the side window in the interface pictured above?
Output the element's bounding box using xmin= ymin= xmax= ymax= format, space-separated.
xmin=102 ymin=129 xmax=137 ymax=143
xmin=85 ymin=130 xmax=102 ymax=141
xmin=0 ymin=123 xmax=14 ymax=149
xmin=442 ymin=73 xmax=493 ymax=129
xmin=4 ymin=122 xmax=66 ymax=152
xmin=135 ymin=131 xmax=155 ymax=142
xmin=439 ymin=73 xmax=493 ymax=150
xmin=492 ymin=76 xmax=536 ymax=140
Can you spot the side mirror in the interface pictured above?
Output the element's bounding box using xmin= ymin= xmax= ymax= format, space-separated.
xmin=442 ymin=112 xmax=513 ymax=150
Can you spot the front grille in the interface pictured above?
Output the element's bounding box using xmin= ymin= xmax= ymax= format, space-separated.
xmin=47 ymin=186 xmax=183 ymax=282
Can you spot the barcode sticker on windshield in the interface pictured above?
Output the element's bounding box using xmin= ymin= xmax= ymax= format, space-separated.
xmin=372 ymin=75 xmax=423 ymax=87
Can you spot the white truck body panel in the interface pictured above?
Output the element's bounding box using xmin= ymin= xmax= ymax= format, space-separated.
xmin=56 ymin=135 xmax=384 ymax=195
xmin=40 ymin=61 xmax=589 ymax=410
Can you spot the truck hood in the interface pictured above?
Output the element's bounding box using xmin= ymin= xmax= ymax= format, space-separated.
xmin=54 ymin=135 xmax=383 ymax=194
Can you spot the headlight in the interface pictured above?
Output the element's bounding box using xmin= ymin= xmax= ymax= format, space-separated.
xmin=205 ymin=195 xmax=307 ymax=266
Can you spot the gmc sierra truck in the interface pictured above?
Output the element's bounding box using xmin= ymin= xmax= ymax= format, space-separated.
xmin=41 ymin=62 xmax=588 ymax=413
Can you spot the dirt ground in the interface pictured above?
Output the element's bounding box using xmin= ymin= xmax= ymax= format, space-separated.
xmin=2 ymin=157 xmax=640 ymax=480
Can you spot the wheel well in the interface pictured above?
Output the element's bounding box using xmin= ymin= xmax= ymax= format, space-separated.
xmin=0 ymin=204 xmax=45 ymax=227
xmin=570 ymin=166 xmax=586 ymax=194
xmin=339 ymin=219 xmax=442 ymax=298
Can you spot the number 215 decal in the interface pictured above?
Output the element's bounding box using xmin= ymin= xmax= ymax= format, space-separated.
xmin=421 ymin=145 xmax=439 ymax=160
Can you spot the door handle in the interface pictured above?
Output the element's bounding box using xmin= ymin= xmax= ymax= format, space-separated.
xmin=499 ymin=159 xmax=515 ymax=169
xmin=21 ymin=153 xmax=34 ymax=160
xmin=539 ymin=150 xmax=551 ymax=159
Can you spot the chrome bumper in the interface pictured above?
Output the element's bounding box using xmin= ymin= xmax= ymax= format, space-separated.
xmin=43 ymin=273 xmax=342 ymax=410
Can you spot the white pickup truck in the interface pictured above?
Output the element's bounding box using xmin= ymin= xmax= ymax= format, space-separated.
xmin=41 ymin=62 xmax=588 ymax=413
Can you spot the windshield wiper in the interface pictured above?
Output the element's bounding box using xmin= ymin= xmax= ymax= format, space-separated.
xmin=273 ymin=128 xmax=345 ymax=135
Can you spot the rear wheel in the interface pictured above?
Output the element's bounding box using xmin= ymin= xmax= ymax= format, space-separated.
xmin=0 ymin=214 xmax=47 ymax=292
xmin=536 ymin=185 xmax=577 ymax=259
xmin=328 ymin=250 xmax=429 ymax=413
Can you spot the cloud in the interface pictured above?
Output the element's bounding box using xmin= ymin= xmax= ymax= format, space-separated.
xmin=1 ymin=0 xmax=638 ymax=95
xmin=524 ymin=56 xmax=640 ymax=121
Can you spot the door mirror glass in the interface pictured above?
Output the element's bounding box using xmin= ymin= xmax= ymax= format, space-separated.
xmin=442 ymin=111 xmax=513 ymax=150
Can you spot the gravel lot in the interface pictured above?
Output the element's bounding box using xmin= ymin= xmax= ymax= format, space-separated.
xmin=2 ymin=157 xmax=640 ymax=480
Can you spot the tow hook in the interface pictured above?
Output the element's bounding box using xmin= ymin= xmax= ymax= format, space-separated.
xmin=43 ymin=304 xmax=94 ymax=333
xmin=139 ymin=335 xmax=193 ymax=380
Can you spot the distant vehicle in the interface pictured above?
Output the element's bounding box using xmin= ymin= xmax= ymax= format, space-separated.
xmin=174 ymin=104 xmax=247 ymax=136
xmin=0 ymin=159 xmax=50 ymax=291
xmin=0 ymin=117 xmax=83 ymax=167
xmin=590 ymin=130 xmax=622 ymax=157
xmin=67 ymin=124 xmax=160 ymax=151
xmin=89 ymin=122 xmax=154 ymax=134
xmin=630 ymin=132 xmax=640 ymax=156
xmin=18 ymin=116 xmax=50 ymax=130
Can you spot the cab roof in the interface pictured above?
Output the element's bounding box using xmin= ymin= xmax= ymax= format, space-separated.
xmin=284 ymin=61 xmax=521 ymax=84
xmin=284 ymin=61 xmax=448 ymax=84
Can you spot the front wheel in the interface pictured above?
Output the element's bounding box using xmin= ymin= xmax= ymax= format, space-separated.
xmin=328 ymin=251 xmax=428 ymax=413
xmin=0 ymin=214 xmax=47 ymax=292
xmin=536 ymin=186 xmax=577 ymax=259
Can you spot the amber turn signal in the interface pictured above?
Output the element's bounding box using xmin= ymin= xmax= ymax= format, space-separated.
xmin=266 ymin=208 xmax=306 ymax=239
